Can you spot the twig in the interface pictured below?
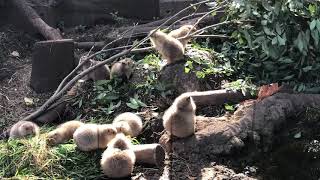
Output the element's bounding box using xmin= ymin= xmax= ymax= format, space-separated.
xmin=126 ymin=23 xmax=138 ymax=46
xmin=180 ymin=20 xmax=237 ymax=40
xmin=0 ymin=92 xmax=10 ymax=102
xmin=165 ymin=4 xmax=204 ymax=30
xmin=194 ymin=34 xmax=230 ymax=38
xmin=187 ymin=0 xmax=227 ymax=36
xmin=86 ymin=44 xmax=95 ymax=57
xmin=101 ymin=27 xmax=137 ymax=50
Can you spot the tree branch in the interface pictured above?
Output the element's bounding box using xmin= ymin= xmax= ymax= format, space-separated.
xmin=22 ymin=0 xmax=212 ymax=122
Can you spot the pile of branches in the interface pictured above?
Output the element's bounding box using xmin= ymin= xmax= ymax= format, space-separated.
xmin=19 ymin=0 xmax=242 ymax=123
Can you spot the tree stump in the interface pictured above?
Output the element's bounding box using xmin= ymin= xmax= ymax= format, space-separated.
xmin=30 ymin=39 xmax=76 ymax=93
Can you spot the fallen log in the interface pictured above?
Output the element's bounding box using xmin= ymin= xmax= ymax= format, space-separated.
xmin=186 ymin=89 xmax=253 ymax=106
xmin=10 ymin=0 xmax=62 ymax=40
xmin=160 ymin=93 xmax=320 ymax=156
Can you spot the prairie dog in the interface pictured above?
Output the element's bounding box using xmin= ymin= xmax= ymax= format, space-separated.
xmin=100 ymin=133 xmax=136 ymax=178
xmin=168 ymin=25 xmax=197 ymax=48
xmin=110 ymin=58 xmax=134 ymax=81
xmin=9 ymin=121 xmax=40 ymax=139
xmin=162 ymin=94 xmax=196 ymax=138
xmin=73 ymin=124 xmax=117 ymax=151
xmin=113 ymin=112 xmax=143 ymax=137
xmin=149 ymin=29 xmax=185 ymax=64
xmin=47 ymin=120 xmax=84 ymax=146
xmin=82 ymin=59 xmax=110 ymax=81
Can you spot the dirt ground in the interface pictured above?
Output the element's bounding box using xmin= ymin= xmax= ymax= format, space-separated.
xmin=1 ymin=23 xmax=320 ymax=180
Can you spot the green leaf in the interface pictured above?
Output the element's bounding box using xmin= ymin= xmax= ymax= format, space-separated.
xmin=95 ymin=80 xmax=109 ymax=86
xmin=294 ymin=132 xmax=302 ymax=139
xmin=262 ymin=0 xmax=272 ymax=11
xmin=283 ymin=74 xmax=295 ymax=80
xmin=302 ymin=66 xmax=313 ymax=72
xmin=107 ymin=85 xmax=112 ymax=91
xmin=311 ymin=29 xmax=319 ymax=46
xmin=310 ymin=20 xmax=317 ymax=30
xmin=275 ymin=23 xmax=282 ymax=35
xmin=105 ymin=95 xmax=119 ymax=100
xmin=263 ymin=26 xmax=274 ymax=36
xmin=261 ymin=20 xmax=267 ymax=26
xmin=96 ymin=93 xmax=106 ymax=100
xmin=115 ymin=101 xmax=121 ymax=108
xmin=297 ymin=84 xmax=305 ymax=92
xmin=295 ymin=33 xmax=304 ymax=52
xmin=231 ymin=31 xmax=238 ymax=38
xmin=278 ymin=58 xmax=293 ymax=64
xmin=78 ymin=99 xmax=83 ymax=108
xmin=184 ymin=67 xmax=190 ymax=73
xmin=136 ymin=99 xmax=147 ymax=107
xmin=242 ymin=29 xmax=253 ymax=49
xmin=316 ymin=20 xmax=320 ymax=32
xmin=309 ymin=4 xmax=316 ymax=16
xmin=271 ymin=37 xmax=277 ymax=45
xmin=130 ymin=98 xmax=139 ymax=105
xmin=224 ymin=104 xmax=235 ymax=111
xmin=126 ymin=103 xmax=139 ymax=109
xmin=277 ymin=35 xmax=286 ymax=46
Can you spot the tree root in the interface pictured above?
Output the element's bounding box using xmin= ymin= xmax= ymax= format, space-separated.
xmin=160 ymin=93 xmax=320 ymax=156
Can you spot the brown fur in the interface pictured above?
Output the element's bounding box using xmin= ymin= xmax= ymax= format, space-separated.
xmin=110 ymin=58 xmax=134 ymax=81
xmin=82 ymin=59 xmax=110 ymax=81
xmin=73 ymin=124 xmax=117 ymax=151
xmin=162 ymin=94 xmax=196 ymax=138
xmin=100 ymin=134 xmax=135 ymax=178
xmin=113 ymin=112 xmax=143 ymax=137
xmin=47 ymin=120 xmax=84 ymax=145
xmin=168 ymin=25 xmax=197 ymax=48
xmin=149 ymin=29 xmax=185 ymax=64
xmin=9 ymin=121 xmax=40 ymax=139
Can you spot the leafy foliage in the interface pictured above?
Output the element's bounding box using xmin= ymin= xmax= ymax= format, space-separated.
xmin=213 ymin=0 xmax=320 ymax=91
xmin=0 ymin=129 xmax=141 ymax=179
xmin=126 ymin=94 xmax=147 ymax=110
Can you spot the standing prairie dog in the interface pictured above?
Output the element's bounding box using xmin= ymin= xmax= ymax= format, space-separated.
xmin=47 ymin=120 xmax=84 ymax=146
xmin=149 ymin=29 xmax=185 ymax=64
xmin=100 ymin=133 xmax=136 ymax=178
xmin=81 ymin=59 xmax=110 ymax=81
xmin=110 ymin=58 xmax=134 ymax=81
xmin=162 ymin=94 xmax=196 ymax=138
xmin=168 ymin=25 xmax=197 ymax=48
xmin=73 ymin=124 xmax=117 ymax=151
xmin=112 ymin=112 xmax=143 ymax=137
xmin=9 ymin=120 xmax=40 ymax=139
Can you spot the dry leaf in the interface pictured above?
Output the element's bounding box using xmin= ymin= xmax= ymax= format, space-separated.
xmin=24 ymin=97 xmax=34 ymax=106
xmin=10 ymin=51 xmax=20 ymax=57
xmin=257 ymin=83 xmax=279 ymax=100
